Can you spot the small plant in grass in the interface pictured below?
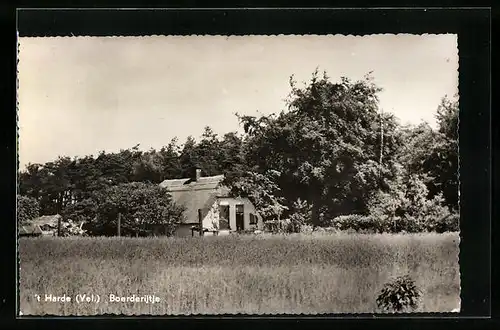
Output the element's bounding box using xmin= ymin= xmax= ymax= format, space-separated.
xmin=376 ymin=275 xmax=421 ymax=313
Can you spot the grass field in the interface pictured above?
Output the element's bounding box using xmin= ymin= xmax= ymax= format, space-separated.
xmin=18 ymin=232 xmax=460 ymax=315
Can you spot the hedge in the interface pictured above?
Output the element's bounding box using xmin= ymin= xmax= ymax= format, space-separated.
xmin=328 ymin=213 xmax=459 ymax=233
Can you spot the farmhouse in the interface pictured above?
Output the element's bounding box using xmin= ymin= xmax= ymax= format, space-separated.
xmin=19 ymin=224 xmax=43 ymax=237
xmin=32 ymin=215 xmax=62 ymax=236
xmin=159 ymin=169 xmax=263 ymax=237
xmin=19 ymin=214 xmax=87 ymax=237
xmin=19 ymin=215 xmax=63 ymax=237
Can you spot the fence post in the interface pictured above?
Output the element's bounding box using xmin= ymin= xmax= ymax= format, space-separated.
xmin=117 ymin=212 xmax=121 ymax=237
xmin=57 ymin=216 xmax=61 ymax=237
xmin=198 ymin=209 xmax=203 ymax=236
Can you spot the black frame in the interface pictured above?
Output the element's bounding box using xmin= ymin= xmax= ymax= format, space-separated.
xmin=235 ymin=204 xmax=245 ymax=231
xmin=2 ymin=6 xmax=492 ymax=330
xmin=249 ymin=213 xmax=257 ymax=225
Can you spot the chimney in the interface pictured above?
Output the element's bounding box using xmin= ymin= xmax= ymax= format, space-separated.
xmin=195 ymin=168 xmax=202 ymax=181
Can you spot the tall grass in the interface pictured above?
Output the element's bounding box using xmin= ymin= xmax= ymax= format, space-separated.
xmin=19 ymin=232 xmax=460 ymax=315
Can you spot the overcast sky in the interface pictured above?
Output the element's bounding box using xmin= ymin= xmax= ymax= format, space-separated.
xmin=18 ymin=34 xmax=458 ymax=169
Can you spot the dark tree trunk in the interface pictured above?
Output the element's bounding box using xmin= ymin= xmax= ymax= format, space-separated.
xmin=310 ymin=198 xmax=321 ymax=228
xmin=57 ymin=192 xmax=64 ymax=214
xmin=57 ymin=216 xmax=61 ymax=237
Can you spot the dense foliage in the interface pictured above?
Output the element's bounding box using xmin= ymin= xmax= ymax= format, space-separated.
xmin=18 ymin=70 xmax=459 ymax=234
xmin=233 ymin=71 xmax=401 ymax=226
xmin=63 ymin=182 xmax=185 ymax=236
xmin=17 ymin=195 xmax=40 ymax=225
xmin=58 ymin=219 xmax=88 ymax=237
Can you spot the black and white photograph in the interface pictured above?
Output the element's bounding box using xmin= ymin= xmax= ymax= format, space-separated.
xmin=17 ymin=34 xmax=460 ymax=315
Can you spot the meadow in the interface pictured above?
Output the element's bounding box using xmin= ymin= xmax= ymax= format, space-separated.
xmin=18 ymin=232 xmax=461 ymax=315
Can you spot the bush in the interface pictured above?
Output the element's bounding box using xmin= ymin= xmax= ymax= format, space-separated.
xmin=17 ymin=195 xmax=40 ymax=225
xmin=264 ymin=219 xmax=292 ymax=234
xmin=299 ymin=224 xmax=314 ymax=234
xmin=264 ymin=198 xmax=314 ymax=234
xmin=393 ymin=215 xmax=425 ymax=233
xmin=426 ymin=213 xmax=460 ymax=233
xmin=287 ymin=198 xmax=312 ymax=233
xmin=376 ymin=275 xmax=421 ymax=312
xmin=367 ymin=174 xmax=458 ymax=233
xmin=59 ymin=219 xmax=88 ymax=237
xmin=67 ymin=182 xmax=185 ymax=236
xmin=327 ymin=211 xmax=459 ymax=234
xmin=329 ymin=214 xmax=390 ymax=233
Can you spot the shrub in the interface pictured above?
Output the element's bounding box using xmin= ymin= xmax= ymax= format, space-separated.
xmin=329 ymin=214 xmax=390 ymax=233
xmin=393 ymin=215 xmax=425 ymax=233
xmin=287 ymin=198 xmax=312 ymax=233
xmin=59 ymin=219 xmax=88 ymax=237
xmin=264 ymin=219 xmax=292 ymax=234
xmin=17 ymin=195 xmax=40 ymax=225
xmin=299 ymin=224 xmax=314 ymax=234
xmin=288 ymin=214 xmax=304 ymax=233
xmin=328 ymin=214 xmax=357 ymax=231
xmin=367 ymin=174 xmax=456 ymax=233
xmin=327 ymin=211 xmax=459 ymax=234
xmin=67 ymin=182 xmax=185 ymax=236
xmin=426 ymin=213 xmax=460 ymax=233
xmin=376 ymin=274 xmax=421 ymax=312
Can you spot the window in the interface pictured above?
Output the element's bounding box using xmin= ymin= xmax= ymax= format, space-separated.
xmin=249 ymin=213 xmax=257 ymax=225
xmin=218 ymin=205 xmax=230 ymax=230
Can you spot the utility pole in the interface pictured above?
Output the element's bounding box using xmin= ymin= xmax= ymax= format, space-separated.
xmin=198 ymin=209 xmax=203 ymax=236
xmin=57 ymin=216 xmax=61 ymax=237
xmin=117 ymin=212 xmax=121 ymax=237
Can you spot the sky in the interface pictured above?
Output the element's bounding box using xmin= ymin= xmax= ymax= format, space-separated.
xmin=17 ymin=34 xmax=458 ymax=170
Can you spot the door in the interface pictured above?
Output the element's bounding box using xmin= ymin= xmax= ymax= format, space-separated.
xmin=235 ymin=204 xmax=244 ymax=231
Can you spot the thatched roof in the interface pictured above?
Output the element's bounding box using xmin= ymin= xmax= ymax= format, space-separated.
xmin=160 ymin=174 xmax=230 ymax=224
xmin=31 ymin=214 xmax=61 ymax=228
xmin=19 ymin=224 xmax=43 ymax=236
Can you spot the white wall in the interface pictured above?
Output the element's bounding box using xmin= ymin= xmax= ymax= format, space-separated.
xmin=203 ymin=197 xmax=263 ymax=231
xmin=202 ymin=200 xmax=220 ymax=230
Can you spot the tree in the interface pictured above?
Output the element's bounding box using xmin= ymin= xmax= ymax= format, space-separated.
xmin=17 ymin=195 xmax=40 ymax=225
xmin=397 ymin=123 xmax=439 ymax=176
xmin=69 ymin=155 xmax=103 ymax=202
xmin=237 ymin=70 xmax=400 ymax=226
xmin=195 ymin=126 xmax=222 ymax=176
xmin=43 ymin=156 xmax=74 ymax=214
xmin=66 ymin=182 xmax=185 ymax=236
xmin=225 ymin=170 xmax=288 ymax=222
xmin=94 ymin=146 xmax=142 ymax=186
xmin=22 ymin=156 xmax=74 ymax=215
xmin=18 ymin=163 xmax=44 ymax=202
xmin=432 ymin=95 xmax=459 ymax=210
xmin=394 ymin=95 xmax=459 ymax=211
xmin=218 ymin=132 xmax=245 ymax=175
xmin=157 ymin=138 xmax=183 ymax=180
xmin=132 ymin=148 xmax=163 ymax=183
xmin=367 ymin=168 xmax=452 ymax=232
xmin=179 ymin=136 xmax=199 ymax=178
xmin=436 ymin=95 xmax=459 ymax=142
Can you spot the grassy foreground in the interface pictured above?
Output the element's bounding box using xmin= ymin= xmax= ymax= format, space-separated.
xmin=19 ymin=232 xmax=460 ymax=315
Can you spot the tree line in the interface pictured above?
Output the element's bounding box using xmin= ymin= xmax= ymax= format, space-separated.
xmin=18 ymin=70 xmax=459 ymax=234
